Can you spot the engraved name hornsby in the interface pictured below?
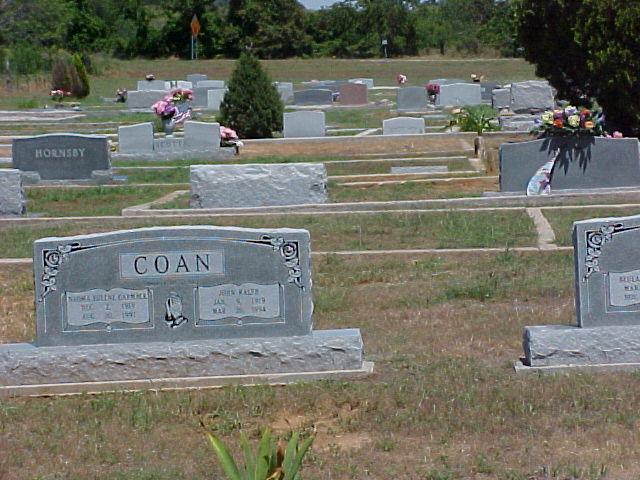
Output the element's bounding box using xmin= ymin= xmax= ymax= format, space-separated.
xmin=34 ymin=148 xmax=85 ymax=158
xmin=119 ymin=251 xmax=224 ymax=278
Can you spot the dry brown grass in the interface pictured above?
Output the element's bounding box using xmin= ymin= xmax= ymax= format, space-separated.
xmin=4 ymin=252 xmax=640 ymax=479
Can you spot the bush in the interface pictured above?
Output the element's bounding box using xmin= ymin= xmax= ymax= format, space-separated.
xmin=218 ymin=53 xmax=283 ymax=139
xmin=71 ymin=53 xmax=90 ymax=98
xmin=51 ymin=51 xmax=90 ymax=98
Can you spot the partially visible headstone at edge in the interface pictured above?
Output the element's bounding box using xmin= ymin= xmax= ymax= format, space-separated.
xmin=499 ymin=137 xmax=640 ymax=193
xmin=12 ymin=133 xmax=110 ymax=181
xmin=190 ymin=163 xmax=328 ymax=209
xmin=520 ymin=213 xmax=640 ymax=370
xmin=0 ymin=169 xmax=26 ymax=215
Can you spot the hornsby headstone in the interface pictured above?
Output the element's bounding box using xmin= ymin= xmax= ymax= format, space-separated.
xmin=283 ymin=111 xmax=326 ymax=138
xmin=12 ymin=134 xmax=111 ymax=181
xmin=396 ymin=86 xmax=428 ymax=112
xmin=0 ymin=226 xmax=368 ymax=393
xmin=499 ymin=137 xmax=640 ymax=193
xmin=190 ymin=163 xmax=328 ymax=209
xmin=382 ymin=117 xmax=425 ymax=135
xmin=0 ymin=168 xmax=26 ymax=215
xmin=519 ymin=213 xmax=640 ymax=371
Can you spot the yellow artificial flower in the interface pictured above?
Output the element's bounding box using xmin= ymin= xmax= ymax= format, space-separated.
xmin=568 ymin=115 xmax=580 ymax=127
xmin=541 ymin=111 xmax=553 ymax=124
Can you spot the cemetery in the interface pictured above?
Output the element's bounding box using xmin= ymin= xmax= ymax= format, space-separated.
xmin=2 ymin=2 xmax=640 ymax=477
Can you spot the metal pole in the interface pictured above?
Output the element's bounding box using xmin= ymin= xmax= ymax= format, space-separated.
xmin=191 ymin=36 xmax=194 ymax=60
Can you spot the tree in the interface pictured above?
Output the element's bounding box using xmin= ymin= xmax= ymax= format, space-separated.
xmin=517 ymin=0 xmax=640 ymax=135
xmin=218 ymin=53 xmax=283 ymax=138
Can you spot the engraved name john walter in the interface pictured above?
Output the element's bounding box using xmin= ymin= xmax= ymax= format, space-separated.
xmin=198 ymin=283 xmax=281 ymax=323
xmin=119 ymin=251 xmax=223 ymax=278
xmin=65 ymin=288 xmax=151 ymax=327
xmin=609 ymin=269 xmax=640 ymax=307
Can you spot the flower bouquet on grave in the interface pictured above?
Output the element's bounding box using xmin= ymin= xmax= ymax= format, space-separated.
xmin=220 ymin=125 xmax=243 ymax=154
xmin=151 ymin=88 xmax=193 ymax=134
xmin=426 ymin=83 xmax=440 ymax=103
xmin=50 ymin=89 xmax=71 ymax=105
xmin=531 ymin=105 xmax=605 ymax=138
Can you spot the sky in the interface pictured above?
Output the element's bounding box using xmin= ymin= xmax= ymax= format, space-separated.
xmin=299 ymin=0 xmax=340 ymax=9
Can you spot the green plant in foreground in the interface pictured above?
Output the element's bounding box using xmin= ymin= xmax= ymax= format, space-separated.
xmin=205 ymin=427 xmax=314 ymax=480
xmin=449 ymin=105 xmax=500 ymax=135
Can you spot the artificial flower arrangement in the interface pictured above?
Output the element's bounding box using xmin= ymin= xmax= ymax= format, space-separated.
xmin=151 ymin=88 xmax=193 ymax=126
xmin=50 ymin=89 xmax=71 ymax=103
xmin=426 ymin=83 xmax=440 ymax=96
xmin=531 ymin=105 xmax=605 ymax=137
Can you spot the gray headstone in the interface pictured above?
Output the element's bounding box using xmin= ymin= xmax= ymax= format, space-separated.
xmin=206 ymin=88 xmax=226 ymax=111
xmin=196 ymin=80 xmax=225 ymax=89
xmin=498 ymin=114 xmax=540 ymax=132
xmin=193 ymin=86 xmax=220 ymax=107
xmin=32 ymin=226 xmax=313 ymax=347
xmin=301 ymin=80 xmax=348 ymax=93
xmin=396 ymin=87 xmax=428 ymax=112
xmin=293 ymin=89 xmax=333 ymax=106
xmin=137 ymin=80 xmax=167 ymax=91
xmin=126 ymin=90 xmax=166 ymax=109
xmin=382 ymin=117 xmax=425 ymax=135
xmin=499 ymin=137 xmax=640 ymax=193
xmin=12 ymin=134 xmax=110 ymax=180
xmin=184 ymin=121 xmax=220 ymax=151
xmin=480 ymin=83 xmax=500 ymax=102
xmin=283 ymin=111 xmax=325 ymax=138
xmin=176 ymin=81 xmax=193 ymax=89
xmin=390 ymin=166 xmax=448 ymax=174
xmin=436 ymin=83 xmax=482 ymax=107
xmin=510 ymin=80 xmax=555 ymax=113
xmin=349 ymin=78 xmax=374 ymax=89
xmin=339 ymin=83 xmax=368 ymax=105
xmin=187 ymin=74 xmax=208 ymax=84
xmin=190 ymin=163 xmax=328 ymax=208
xmin=275 ymin=82 xmax=294 ymax=104
xmin=0 ymin=168 xmax=26 ymax=215
xmin=118 ymin=123 xmax=154 ymax=154
xmin=428 ymin=78 xmax=468 ymax=86
xmin=492 ymin=88 xmax=511 ymax=109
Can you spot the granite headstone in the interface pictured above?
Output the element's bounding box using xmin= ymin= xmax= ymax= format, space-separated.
xmin=510 ymin=81 xmax=555 ymax=113
xmin=206 ymin=89 xmax=227 ymax=111
xmin=293 ymin=89 xmax=333 ymax=106
xmin=0 ymin=169 xmax=26 ymax=215
xmin=197 ymin=80 xmax=225 ymax=89
xmin=283 ymin=111 xmax=326 ymax=138
xmin=118 ymin=123 xmax=154 ymax=154
xmin=492 ymin=88 xmax=511 ymax=109
xmin=339 ymin=83 xmax=368 ymax=105
xmin=126 ymin=90 xmax=166 ymax=109
xmin=275 ymin=82 xmax=294 ymax=104
xmin=184 ymin=121 xmax=220 ymax=151
xmin=187 ymin=74 xmax=208 ymax=85
xmin=396 ymin=87 xmax=428 ymax=112
xmin=382 ymin=117 xmax=425 ymax=135
xmin=436 ymin=83 xmax=482 ymax=107
xmin=137 ymin=80 xmax=167 ymax=91
xmin=349 ymin=78 xmax=374 ymax=89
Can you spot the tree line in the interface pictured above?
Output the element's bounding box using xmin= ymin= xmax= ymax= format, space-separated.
xmin=0 ymin=0 xmax=519 ymax=74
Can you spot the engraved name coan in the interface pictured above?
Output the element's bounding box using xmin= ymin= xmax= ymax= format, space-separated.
xmin=119 ymin=251 xmax=224 ymax=278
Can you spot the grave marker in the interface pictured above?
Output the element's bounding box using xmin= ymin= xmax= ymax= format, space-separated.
xmin=436 ymin=83 xmax=482 ymax=107
xmin=339 ymin=83 xmax=368 ymax=105
xmin=293 ymin=89 xmax=333 ymax=105
xmin=283 ymin=111 xmax=326 ymax=138
xmin=0 ymin=168 xmax=26 ymax=215
xmin=187 ymin=74 xmax=207 ymax=84
xmin=396 ymin=87 xmax=428 ymax=112
xmin=382 ymin=117 xmax=425 ymax=135
xmin=510 ymin=80 xmax=555 ymax=113
xmin=118 ymin=123 xmax=154 ymax=154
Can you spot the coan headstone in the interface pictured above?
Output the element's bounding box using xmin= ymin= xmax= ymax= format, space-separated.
xmin=118 ymin=122 xmax=154 ymax=154
xmin=510 ymin=80 xmax=555 ymax=113
xmin=293 ymin=89 xmax=333 ymax=106
xmin=349 ymin=78 xmax=374 ymax=89
xmin=499 ymin=137 xmax=640 ymax=193
xmin=339 ymin=83 xmax=368 ymax=105
xmin=382 ymin=117 xmax=425 ymax=135
xmin=436 ymin=83 xmax=482 ymax=107
xmin=283 ymin=111 xmax=325 ymax=138
xmin=0 ymin=168 xmax=26 ymax=215
xmin=187 ymin=74 xmax=208 ymax=85
xmin=519 ymin=213 xmax=640 ymax=371
xmin=206 ymin=89 xmax=226 ymax=111
xmin=396 ymin=86 xmax=428 ymax=112
xmin=12 ymin=134 xmax=110 ymax=181
xmin=0 ymin=226 xmax=368 ymax=392
xmin=126 ymin=90 xmax=166 ymax=109
xmin=190 ymin=163 xmax=328 ymax=209
xmin=137 ymin=80 xmax=167 ymax=91
xmin=184 ymin=121 xmax=220 ymax=151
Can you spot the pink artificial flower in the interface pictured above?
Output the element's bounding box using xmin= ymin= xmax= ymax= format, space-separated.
xmin=613 ymin=131 xmax=624 ymax=138
xmin=220 ymin=126 xmax=238 ymax=140
xmin=396 ymin=74 xmax=407 ymax=85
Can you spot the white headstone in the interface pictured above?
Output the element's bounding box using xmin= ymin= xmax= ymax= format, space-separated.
xmin=283 ymin=111 xmax=325 ymax=138
xmin=382 ymin=117 xmax=425 ymax=135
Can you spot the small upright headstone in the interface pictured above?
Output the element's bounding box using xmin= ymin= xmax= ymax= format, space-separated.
xmin=480 ymin=83 xmax=499 ymax=102
xmin=275 ymin=82 xmax=294 ymax=104
xmin=118 ymin=123 xmax=154 ymax=154
xmin=339 ymin=83 xmax=368 ymax=105
xmin=283 ymin=111 xmax=325 ymax=138
xmin=396 ymin=87 xmax=428 ymax=112
xmin=190 ymin=163 xmax=328 ymax=208
xmin=184 ymin=121 xmax=220 ymax=151
xmin=187 ymin=74 xmax=208 ymax=85
xmin=382 ymin=117 xmax=425 ymax=135
xmin=126 ymin=90 xmax=166 ymax=109
xmin=0 ymin=169 xmax=26 ymax=215
xmin=519 ymin=213 xmax=640 ymax=371
xmin=349 ymin=78 xmax=374 ymax=89
xmin=492 ymin=88 xmax=511 ymax=109
xmin=12 ymin=134 xmax=111 ymax=181
xmin=193 ymin=85 xmax=223 ymax=107
xmin=206 ymin=89 xmax=227 ymax=111
xmin=510 ymin=80 xmax=555 ymax=113
xmin=293 ymin=89 xmax=333 ymax=106
xmin=436 ymin=83 xmax=482 ymax=107
xmin=137 ymin=80 xmax=167 ymax=91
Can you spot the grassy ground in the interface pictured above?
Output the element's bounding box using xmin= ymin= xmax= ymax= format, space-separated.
xmin=542 ymin=206 xmax=640 ymax=246
xmin=6 ymin=251 xmax=640 ymax=480
xmin=0 ymin=210 xmax=535 ymax=258
xmin=0 ymin=57 xmax=538 ymax=109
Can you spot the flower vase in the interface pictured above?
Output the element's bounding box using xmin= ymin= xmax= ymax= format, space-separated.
xmin=161 ymin=118 xmax=174 ymax=136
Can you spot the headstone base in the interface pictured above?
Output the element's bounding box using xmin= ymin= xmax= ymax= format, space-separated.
xmin=0 ymin=329 xmax=367 ymax=396
xmin=522 ymin=324 xmax=640 ymax=368
xmin=514 ymin=360 xmax=640 ymax=374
